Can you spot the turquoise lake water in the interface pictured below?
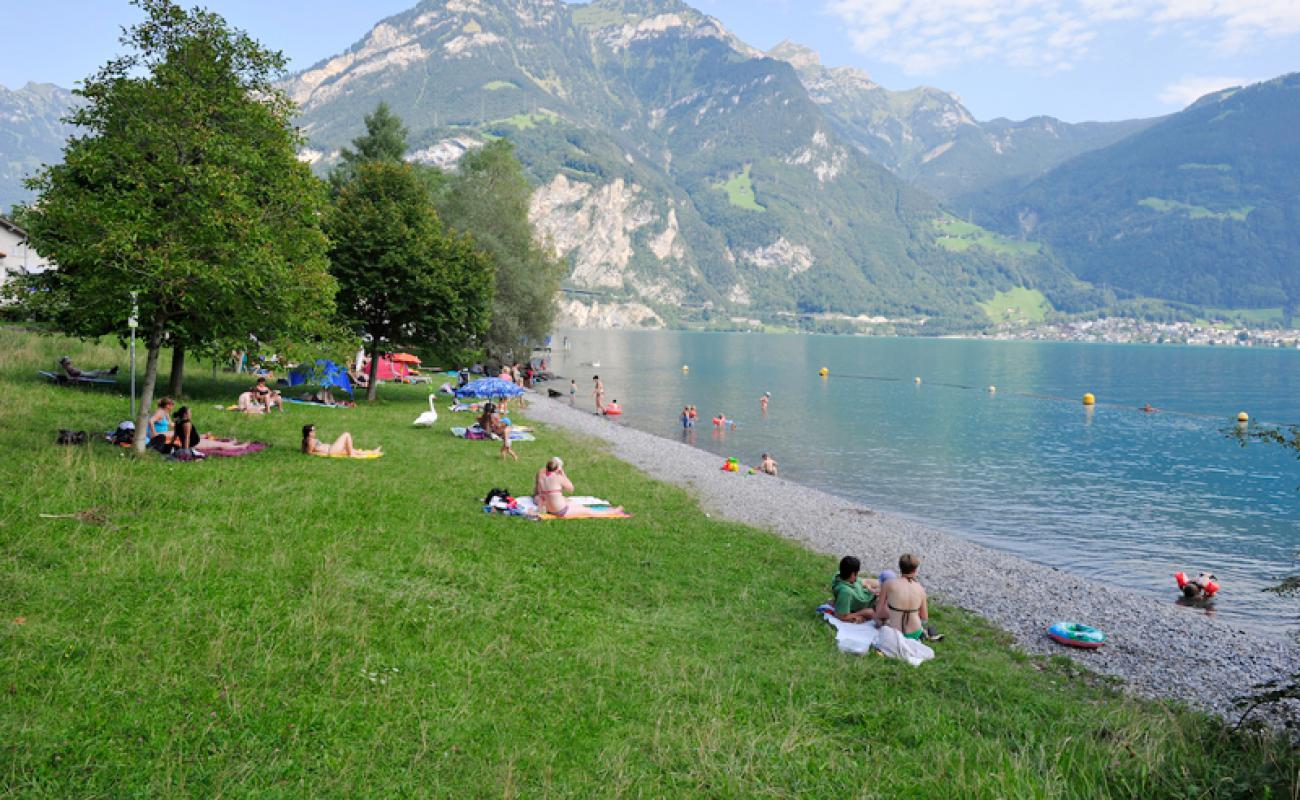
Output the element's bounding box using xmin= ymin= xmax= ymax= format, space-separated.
xmin=552 ymin=330 xmax=1300 ymax=633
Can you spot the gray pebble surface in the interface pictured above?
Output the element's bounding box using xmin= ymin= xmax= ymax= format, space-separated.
xmin=525 ymin=395 xmax=1299 ymax=725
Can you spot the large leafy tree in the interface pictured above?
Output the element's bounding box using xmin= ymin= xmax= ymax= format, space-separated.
xmin=328 ymin=161 xmax=492 ymax=401
xmin=437 ymin=140 xmax=564 ymax=362
xmin=18 ymin=0 xmax=335 ymax=450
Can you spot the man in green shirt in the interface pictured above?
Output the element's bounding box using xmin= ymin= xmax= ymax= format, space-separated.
xmin=830 ymin=556 xmax=878 ymax=623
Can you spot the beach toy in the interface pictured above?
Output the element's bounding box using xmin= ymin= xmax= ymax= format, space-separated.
xmin=818 ymin=367 xmax=829 ymax=377
xmin=720 ymin=457 xmax=740 ymax=473
xmin=1047 ymin=621 xmax=1105 ymax=649
xmin=603 ymin=403 xmax=622 ymax=416
xmin=1236 ymin=412 xmax=1249 ymax=423
xmin=1082 ymin=393 xmax=1096 ymax=406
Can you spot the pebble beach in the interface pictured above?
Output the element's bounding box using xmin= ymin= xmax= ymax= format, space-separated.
xmin=528 ymin=395 xmax=1300 ymax=725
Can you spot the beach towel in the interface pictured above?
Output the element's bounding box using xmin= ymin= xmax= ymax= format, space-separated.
xmin=286 ymin=399 xmax=350 ymax=408
xmin=513 ymin=496 xmax=631 ymax=520
xmin=818 ymin=605 xmax=880 ymax=655
xmin=310 ymin=451 xmax=384 ymax=460
xmin=450 ymin=426 xmax=535 ymax=442
xmin=818 ymin=606 xmax=932 ymax=665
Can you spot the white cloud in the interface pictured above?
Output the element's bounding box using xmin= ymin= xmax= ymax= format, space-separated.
xmin=1158 ymin=75 xmax=1256 ymax=107
xmin=825 ymin=0 xmax=1300 ymax=75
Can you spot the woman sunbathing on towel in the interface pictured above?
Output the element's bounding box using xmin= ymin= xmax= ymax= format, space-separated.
xmin=533 ymin=457 xmax=575 ymax=516
xmin=301 ymin=424 xmax=381 ymax=458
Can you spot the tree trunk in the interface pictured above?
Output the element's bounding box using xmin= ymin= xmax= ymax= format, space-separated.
xmin=168 ymin=345 xmax=185 ymax=398
xmin=132 ymin=322 xmax=167 ymax=453
xmin=366 ymin=342 xmax=381 ymax=403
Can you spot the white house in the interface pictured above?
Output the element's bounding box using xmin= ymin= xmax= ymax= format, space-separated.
xmin=0 ymin=217 xmax=51 ymax=295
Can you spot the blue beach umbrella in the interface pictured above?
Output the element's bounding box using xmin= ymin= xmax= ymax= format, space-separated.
xmin=456 ymin=377 xmax=524 ymax=400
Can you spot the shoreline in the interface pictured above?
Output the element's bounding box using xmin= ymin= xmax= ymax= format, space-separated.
xmin=526 ymin=395 xmax=1299 ymax=724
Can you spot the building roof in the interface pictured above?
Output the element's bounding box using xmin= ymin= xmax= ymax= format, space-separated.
xmin=0 ymin=216 xmax=27 ymax=239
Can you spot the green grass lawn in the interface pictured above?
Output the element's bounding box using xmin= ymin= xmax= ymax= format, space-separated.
xmin=715 ymin=165 xmax=765 ymax=212
xmin=482 ymin=80 xmax=517 ymax=91
xmin=1 ymin=329 xmax=1295 ymax=797
xmin=934 ymin=218 xmax=1041 ymax=257
xmin=493 ymin=109 xmax=559 ymax=130
xmin=980 ymin=288 xmax=1054 ymax=324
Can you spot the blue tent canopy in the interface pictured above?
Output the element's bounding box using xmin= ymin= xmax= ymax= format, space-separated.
xmin=290 ymin=359 xmax=354 ymax=395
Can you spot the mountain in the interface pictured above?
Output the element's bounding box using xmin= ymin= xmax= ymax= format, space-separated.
xmin=974 ymin=74 xmax=1300 ymax=311
xmin=0 ymin=83 xmax=79 ymax=211
xmin=284 ymin=0 xmax=1071 ymax=324
xmin=767 ymin=41 xmax=1157 ymax=204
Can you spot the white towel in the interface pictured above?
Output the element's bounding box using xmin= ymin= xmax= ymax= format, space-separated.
xmin=874 ymin=625 xmax=935 ymax=667
xmin=821 ymin=613 xmax=880 ymax=655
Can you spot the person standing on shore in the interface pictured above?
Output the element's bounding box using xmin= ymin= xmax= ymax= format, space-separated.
xmin=569 ymin=379 xmax=577 ymax=404
xmin=875 ymin=554 xmax=929 ymax=639
xmin=593 ymin=375 xmax=604 ymax=413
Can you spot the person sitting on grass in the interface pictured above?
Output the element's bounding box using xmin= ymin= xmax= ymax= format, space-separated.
xmin=253 ymin=377 xmax=284 ymax=412
xmin=148 ymin=397 xmax=175 ymax=440
xmin=58 ymin=355 xmax=117 ymax=380
xmin=169 ymin=406 xmax=206 ymax=459
xmin=300 ymin=424 xmax=381 ymax=458
xmin=477 ymin=402 xmax=517 ymax=461
xmin=533 ymin=457 xmax=575 ymax=516
xmin=830 ymin=556 xmax=879 ymax=623
xmin=874 ymin=553 xmax=934 ymax=640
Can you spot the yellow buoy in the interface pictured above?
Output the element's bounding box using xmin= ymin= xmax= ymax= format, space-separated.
xmin=818 ymin=367 xmax=829 ymax=377
xmin=1082 ymin=393 xmax=1096 ymax=406
xmin=1237 ymin=412 xmax=1249 ymax=423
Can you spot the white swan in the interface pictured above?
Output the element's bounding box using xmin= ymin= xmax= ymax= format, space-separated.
xmin=413 ymin=394 xmax=439 ymax=427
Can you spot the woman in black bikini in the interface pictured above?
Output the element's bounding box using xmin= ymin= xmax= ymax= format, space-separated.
xmin=875 ymin=553 xmax=929 ymax=640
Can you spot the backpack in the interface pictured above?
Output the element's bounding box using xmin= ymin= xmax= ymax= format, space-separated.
xmin=112 ymin=423 xmax=135 ymax=446
xmin=56 ymin=429 xmax=88 ymax=446
xmin=483 ymin=487 xmax=513 ymax=506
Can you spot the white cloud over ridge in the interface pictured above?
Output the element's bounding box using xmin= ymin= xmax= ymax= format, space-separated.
xmin=825 ymin=0 xmax=1300 ymax=75
xmin=1158 ymin=75 xmax=1256 ymax=107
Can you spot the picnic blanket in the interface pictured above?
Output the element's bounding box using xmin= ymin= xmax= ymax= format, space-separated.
xmin=817 ymin=605 xmax=933 ymax=665
xmin=451 ymin=426 xmax=535 ymax=442
xmin=197 ymin=438 xmax=268 ymax=458
xmin=39 ymin=371 xmax=117 ymax=386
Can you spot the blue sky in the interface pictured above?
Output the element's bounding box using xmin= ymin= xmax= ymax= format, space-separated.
xmin=2 ymin=0 xmax=1297 ymax=122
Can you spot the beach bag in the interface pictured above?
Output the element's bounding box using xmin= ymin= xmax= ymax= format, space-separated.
xmin=112 ymin=422 xmax=135 ymax=446
xmin=483 ymin=488 xmax=513 ymax=506
xmin=56 ymin=429 xmax=88 ymax=446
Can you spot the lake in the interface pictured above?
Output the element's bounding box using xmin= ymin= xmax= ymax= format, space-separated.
xmin=550 ymin=330 xmax=1300 ymax=634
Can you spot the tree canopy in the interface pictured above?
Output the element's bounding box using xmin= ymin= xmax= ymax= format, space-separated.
xmin=328 ymin=160 xmax=493 ymax=400
xmin=437 ymin=140 xmax=564 ymax=361
xmin=16 ymin=0 xmax=335 ymax=450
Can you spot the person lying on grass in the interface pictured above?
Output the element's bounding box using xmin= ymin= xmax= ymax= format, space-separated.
xmin=830 ymin=555 xmax=879 ymax=623
xmin=58 ymin=355 xmax=117 ymax=379
xmin=875 ymin=553 xmax=930 ymax=640
xmin=300 ymin=424 xmax=381 ymax=458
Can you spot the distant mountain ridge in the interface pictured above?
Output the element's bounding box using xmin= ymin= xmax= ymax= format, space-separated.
xmin=973 ymin=73 xmax=1300 ymax=311
xmin=0 ymin=82 xmax=80 ymax=211
xmin=766 ymin=41 xmax=1159 ymax=204
xmin=3 ymin=1 xmax=1296 ymax=324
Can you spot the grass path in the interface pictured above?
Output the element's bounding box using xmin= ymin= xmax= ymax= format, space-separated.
xmin=1 ymin=329 xmax=1295 ymax=797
